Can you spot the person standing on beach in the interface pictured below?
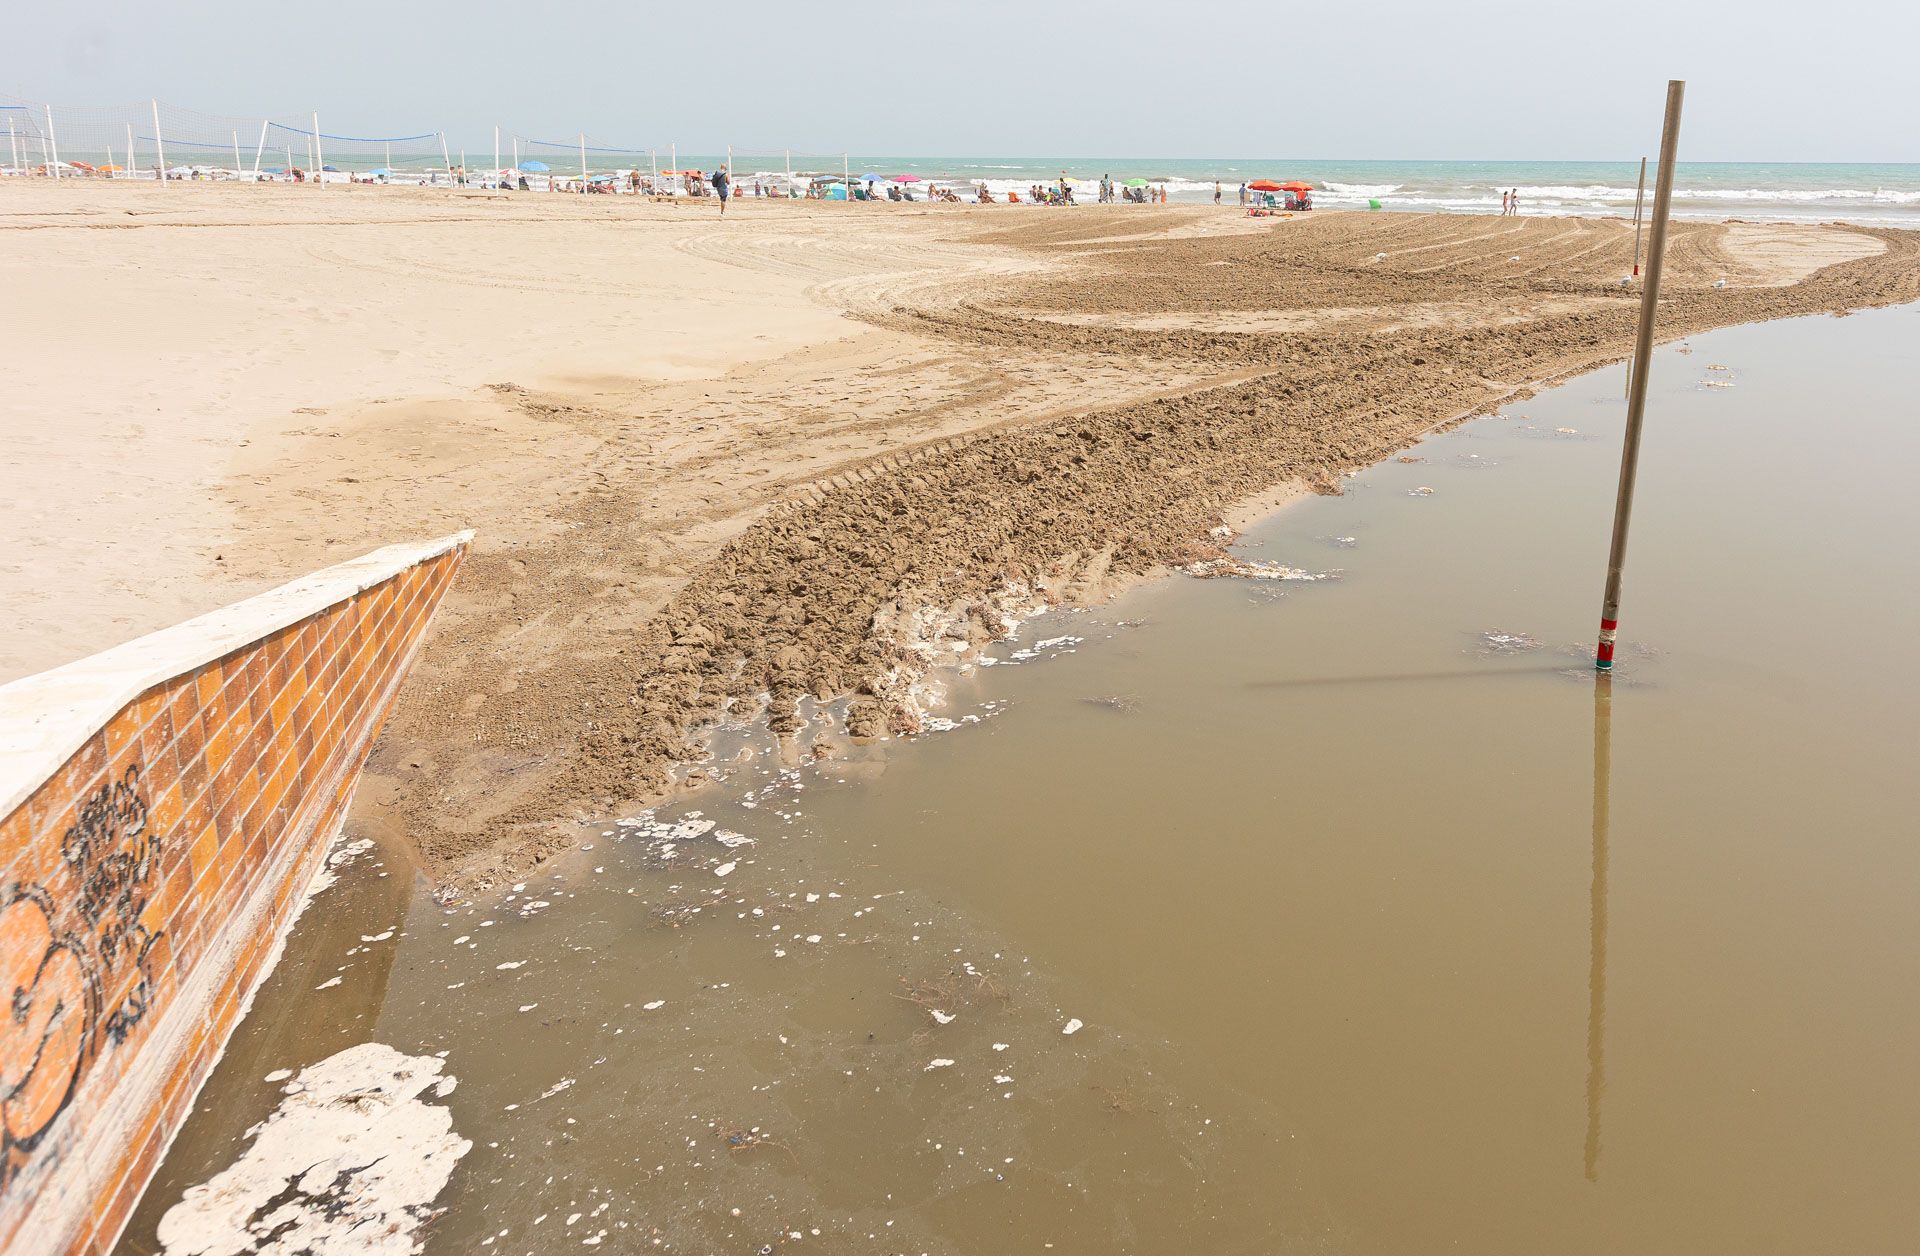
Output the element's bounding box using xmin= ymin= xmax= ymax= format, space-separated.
xmin=1509 ymin=188 xmax=1520 ymax=216
xmin=712 ymin=165 xmax=731 ymax=215
xmin=1214 ymin=181 xmax=1222 ymax=204
xmin=1501 ymin=189 xmax=1509 ymax=215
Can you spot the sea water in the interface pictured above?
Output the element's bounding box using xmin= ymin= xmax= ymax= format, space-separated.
xmin=121 ymin=303 xmax=1920 ymax=1254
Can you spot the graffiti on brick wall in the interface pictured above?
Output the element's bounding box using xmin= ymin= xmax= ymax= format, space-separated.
xmin=1 ymin=761 xmax=168 ymax=1191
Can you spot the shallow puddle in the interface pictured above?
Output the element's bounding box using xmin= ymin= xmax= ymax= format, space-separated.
xmin=124 ymin=304 xmax=1920 ymax=1254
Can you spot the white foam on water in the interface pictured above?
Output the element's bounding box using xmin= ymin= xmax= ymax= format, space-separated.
xmin=155 ymin=1042 xmax=469 ymax=1255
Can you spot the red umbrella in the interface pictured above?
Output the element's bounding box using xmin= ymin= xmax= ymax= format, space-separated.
xmin=1280 ymin=182 xmax=1314 ymax=193
xmin=1248 ymin=179 xmax=1282 ymax=192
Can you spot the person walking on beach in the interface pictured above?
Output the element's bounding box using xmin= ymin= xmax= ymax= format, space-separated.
xmin=1501 ymin=189 xmax=1510 ymax=215
xmin=712 ymin=165 xmax=731 ymax=215
xmin=1508 ymin=188 xmax=1519 ymax=216
xmin=1214 ymin=181 xmax=1222 ymax=204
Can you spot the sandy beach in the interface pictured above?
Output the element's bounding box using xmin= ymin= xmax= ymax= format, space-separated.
xmin=4 ymin=180 xmax=1915 ymax=890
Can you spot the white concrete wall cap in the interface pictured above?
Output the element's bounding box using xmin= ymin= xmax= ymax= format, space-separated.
xmin=0 ymin=532 xmax=473 ymax=822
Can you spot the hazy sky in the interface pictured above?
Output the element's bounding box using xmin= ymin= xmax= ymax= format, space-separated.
xmin=13 ymin=1 xmax=1918 ymax=160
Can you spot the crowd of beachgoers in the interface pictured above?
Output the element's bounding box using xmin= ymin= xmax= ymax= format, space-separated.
xmin=0 ymin=160 xmax=1317 ymax=210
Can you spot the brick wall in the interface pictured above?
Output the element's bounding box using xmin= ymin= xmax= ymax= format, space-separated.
xmin=0 ymin=533 xmax=470 ymax=1255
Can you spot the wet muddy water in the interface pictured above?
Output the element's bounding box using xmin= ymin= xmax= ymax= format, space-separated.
xmin=124 ymin=304 xmax=1920 ymax=1255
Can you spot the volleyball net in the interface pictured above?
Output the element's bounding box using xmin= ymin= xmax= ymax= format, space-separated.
xmin=0 ymin=90 xmax=852 ymax=192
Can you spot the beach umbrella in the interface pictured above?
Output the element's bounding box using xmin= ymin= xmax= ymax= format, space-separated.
xmin=368 ymin=167 xmax=392 ymax=177
xmin=1124 ymin=177 xmax=1149 ymax=188
xmin=893 ymin=174 xmax=922 ymax=183
xmin=859 ymin=172 xmax=885 ymax=182
xmin=1248 ymin=179 xmax=1282 ymax=192
xmin=519 ymin=159 xmax=549 ymax=172
xmin=1280 ymin=182 xmax=1313 ymax=193
xmin=321 ymin=164 xmax=339 ymax=172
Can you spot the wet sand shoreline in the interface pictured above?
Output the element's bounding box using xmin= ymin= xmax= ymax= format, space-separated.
xmin=456 ymin=215 xmax=1920 ymax=892
xmin=5 ymin=182 xmax=1917 ymax=892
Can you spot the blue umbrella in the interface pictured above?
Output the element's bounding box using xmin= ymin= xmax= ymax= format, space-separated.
xmin=518 ymin=160 xmax=549 ymax=172
xmin=368 ymin=167 xmax=392 ymax=177
xmin=321 ymin=164 xmax=339 ymax=172
xmin=859 ymin=172 xmax=885 ymax=182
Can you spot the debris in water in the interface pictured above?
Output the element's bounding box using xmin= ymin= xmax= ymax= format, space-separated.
xmin=930 ymin=1010 xmax=957 ymax=1025
xmin=1062 ymin=1018 xmax=1084 ymax=1036
xmin=1082 ymin=694 xmax=1141 ymax=713
xmin=1479 ymin=630 xmax=1541 ymax=654
xmin=1407 ymin=486 xmax=1436 ymax=497
xmin=713 ymin=862 xmax=737 ymax=877
xmin=154 ymin=1043 xmax=469 ymax=1256
xmin=924 ymin=1058 xmax=956 ymax=1071
xmin=1182 ymin=557 xmax=1340 ymax=582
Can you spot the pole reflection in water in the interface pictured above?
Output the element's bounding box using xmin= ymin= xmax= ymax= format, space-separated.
xmin=1586 ymin=674 xmax=1613 ymax=1182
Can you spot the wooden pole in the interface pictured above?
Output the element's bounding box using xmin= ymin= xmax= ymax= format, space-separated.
xmin=1625 ymin=155 xmax=1650 ymax=400
xmin=1631 ymin=156 xmax=1648 ymax=277
xmin=1596 ymin=80 xmax=1684 ymax=672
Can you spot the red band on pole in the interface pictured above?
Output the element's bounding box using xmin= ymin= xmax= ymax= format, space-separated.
xmin=1600 ymin=619 xmax=1618 ymax=631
